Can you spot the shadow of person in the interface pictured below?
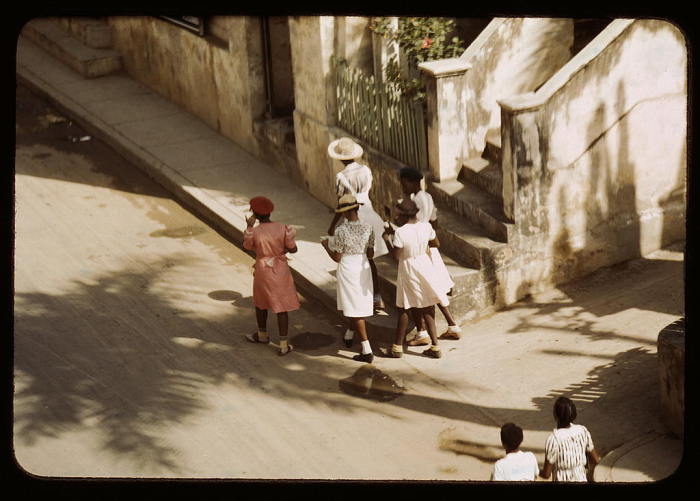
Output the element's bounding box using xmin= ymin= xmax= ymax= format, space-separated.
xmin=207 ymin=290 xmax=253 ymax=308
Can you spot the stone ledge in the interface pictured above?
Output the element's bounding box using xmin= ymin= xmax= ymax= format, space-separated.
xmin=658 ymin=317 xmax=685 ymax=438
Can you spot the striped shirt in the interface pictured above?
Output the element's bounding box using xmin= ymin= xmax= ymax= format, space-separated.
xmin=545 ymin=424 xmax=595 ymax=482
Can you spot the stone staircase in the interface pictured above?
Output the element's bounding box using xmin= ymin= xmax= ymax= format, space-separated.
xmin=374 ymin=18 xmax=616 ymax=325
xmin=21 ymin=17 xmax=121 ymax=78
xmin=373 ymin=129 xmax=516 ymax=324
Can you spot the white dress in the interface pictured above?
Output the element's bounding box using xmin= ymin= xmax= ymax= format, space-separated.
xmin=411 ymin=190 xmax=455 ymax=300
xmin=392 ymin=221 xmax=449 ymax=309
xmin=329 ymin=220 xmax=375 ymax=317
xmin=336 ymin=162 xmax=389 ymax=258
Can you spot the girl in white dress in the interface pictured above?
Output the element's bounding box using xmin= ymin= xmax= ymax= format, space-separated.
xmin=399 ymin=167 xmax=462 ymax=345
xmin=321 ymin=194 xmax=375 ymax=363
xmin=327 ymin=138 xmax=388 ymax=312
xmin=380 ymin=198 xmax=445 ymax=359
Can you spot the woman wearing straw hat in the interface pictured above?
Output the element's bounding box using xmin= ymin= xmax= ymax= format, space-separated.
xmin=321 ymin=194 xmax=375 ymax=363
xmin=327 ymin=137 xmax=388 ymax=314
xmin=243 ymin=196 xmax=299 ymax=356
xmin=380 ymin=198 xmax=445 ymax=359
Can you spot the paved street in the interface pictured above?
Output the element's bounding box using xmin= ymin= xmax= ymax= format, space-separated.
xmin=13 ymin=82 xmax=684 ymax=481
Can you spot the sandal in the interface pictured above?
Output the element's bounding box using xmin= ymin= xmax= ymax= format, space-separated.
xmin=245 ymin=332 xmax=270 ymax=344
xmin=278 ymin=344 xmax=294 ymax=356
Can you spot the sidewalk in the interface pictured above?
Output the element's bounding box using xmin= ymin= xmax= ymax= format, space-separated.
xmin=15 ymin=33 xmax=685 ymax=482
xmin=16 ymin=33 xmax=400 ymax=332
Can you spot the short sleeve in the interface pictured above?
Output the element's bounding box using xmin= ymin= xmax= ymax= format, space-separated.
xmin=529 ymin=453 xmax=539 ymax=478
xmin=392 ymin=228 xmax=404 ymax=248
xmin=335 ymin=173 xmax=345 ymax=197
xmin=428 ymin=224 xmax=436 ymax=241
xmin=429 ymin=204 xmax=438 ymax=222
xmin=284 ymin=225 xmax=296 ymax=249
xmin=545 ymin=434 xmax=558 ymax=465
xmin=329 ymin=226 xmax=344 ymax=253
xmin=492 ymin=461 xmax=504 ymax=481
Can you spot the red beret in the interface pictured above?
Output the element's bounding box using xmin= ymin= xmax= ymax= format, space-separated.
xmin=250 ymin=196 xmax=274 ymax=215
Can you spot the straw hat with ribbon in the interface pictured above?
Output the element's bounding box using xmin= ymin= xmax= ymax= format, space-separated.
xmin=335 ymin=194 xmax=363 ymax=213
xmin=328 ymin=137 xmax=364 ymax=160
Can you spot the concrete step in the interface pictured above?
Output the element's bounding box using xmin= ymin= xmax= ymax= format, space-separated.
xmin=435 ymin=205 xmax=513 ymax=273
xmin=484 ymin=128 xmax=501 ymax=164
xmin=21 ymin=18 xmax=121 ymax=78
xmin=57 ymin=17 xmax=114 ymax=49
xmin=461 ymin=156 xmax=503 ymax=200
xmin=373 ymin=253 xmax=498 ymax=324
xmin=428 ymin=178 xmax=514 ymax=243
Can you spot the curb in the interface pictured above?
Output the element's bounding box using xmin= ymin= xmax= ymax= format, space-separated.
xmin=16 ymin=54 xmax=403 ymax=333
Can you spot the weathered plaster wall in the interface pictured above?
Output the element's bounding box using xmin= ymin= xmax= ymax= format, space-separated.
xmin=500 ymin=19 xmax=686 ymax=292
xmin=289 ymin=16 xmax=377 ymax=208
xmin=462 ymin=18 xmax=573 ymax=163
xmin=107 ymin=16 xmax=266 ymax=157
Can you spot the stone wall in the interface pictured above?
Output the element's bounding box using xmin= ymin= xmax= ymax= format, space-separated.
xmin=289 ymin=16 xmax=378 ymax=208
xmin=461 ymin=18 xmax=574 ymax=164
xmin=106 ymin=16 xmax=266 ymax=157
xmin=658 ymin=318 xmax=685 ymax=439
xmin=499 ymin=19 xmax=687 ymax=293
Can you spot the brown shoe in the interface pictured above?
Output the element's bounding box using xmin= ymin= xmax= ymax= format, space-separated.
xmin=423 ymin=347 xmax=442 ymax=358
xmin=438 ymin=331 xmax=461 ymax=340
xmin=378 ymin=347 xmax=403 ymax=358
xmin=245 ymin=332 xmax=270 ymax=344
xmin=407 ymin=334 xmax=430 ymax=346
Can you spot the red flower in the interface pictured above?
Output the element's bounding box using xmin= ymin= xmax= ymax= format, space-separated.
xmin=421 ymin=37 xmax=432 ymax=49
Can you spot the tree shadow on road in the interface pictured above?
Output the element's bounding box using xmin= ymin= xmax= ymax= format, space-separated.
xmin=13 ymin=252 xmax=680 ymax=477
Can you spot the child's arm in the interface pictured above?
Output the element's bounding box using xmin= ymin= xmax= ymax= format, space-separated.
xmin=539 ymin=459 xmax=553 ymax=479
xmin=382 ymin=233 xmax=401 ymax=260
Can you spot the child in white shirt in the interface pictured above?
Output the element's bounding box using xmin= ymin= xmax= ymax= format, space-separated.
xmin=492 ymin=423 xmax=539 ymax=481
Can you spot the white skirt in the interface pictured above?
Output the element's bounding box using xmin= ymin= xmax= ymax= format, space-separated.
xmin=396 ymin=254 xmax=449 ymax=309
xmin=336 ymin=253 xmax=374 ymax=317
xmin=356 ymin=192 xmax=389 ymax=258
xmin=429 ymin=247 xmax=454 ymax=303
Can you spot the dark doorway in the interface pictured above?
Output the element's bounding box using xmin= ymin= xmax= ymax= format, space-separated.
xmin=262 ymin=16 xmax=295 ymax=118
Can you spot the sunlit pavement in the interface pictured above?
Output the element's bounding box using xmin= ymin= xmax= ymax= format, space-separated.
xmin=15 ymin=45 xmax=685 ymax=481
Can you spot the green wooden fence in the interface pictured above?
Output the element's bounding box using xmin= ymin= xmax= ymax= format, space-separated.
xmin=333 ymin=58 xmax=428 ymax=172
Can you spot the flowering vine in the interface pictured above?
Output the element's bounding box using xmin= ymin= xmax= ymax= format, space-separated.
xmin=369 ymin=17 xmax=466 ymax=101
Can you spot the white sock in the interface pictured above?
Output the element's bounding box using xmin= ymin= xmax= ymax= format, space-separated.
xmin=416 ymin=330 xmax=429 ymax=340
xmin=279 ymin=338 xmax=288 ymax=351
xmin=430 ymin=344 xmax=440 ymax=351
xmin=258 ymin=330 xmax=269 ymax=341
xmin=392 ymin=344 xmax=403 ymax=353
xmin=344 ymin=329 xmax=354 ymax=340
xmin=361 ymin=340 xmax=372 ymax=354
xmin=448 ymin=325 xmax=462 ymax=333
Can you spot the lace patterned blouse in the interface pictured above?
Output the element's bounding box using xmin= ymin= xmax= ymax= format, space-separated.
xmin=329 ymin=220 xmax=374 ymax=255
